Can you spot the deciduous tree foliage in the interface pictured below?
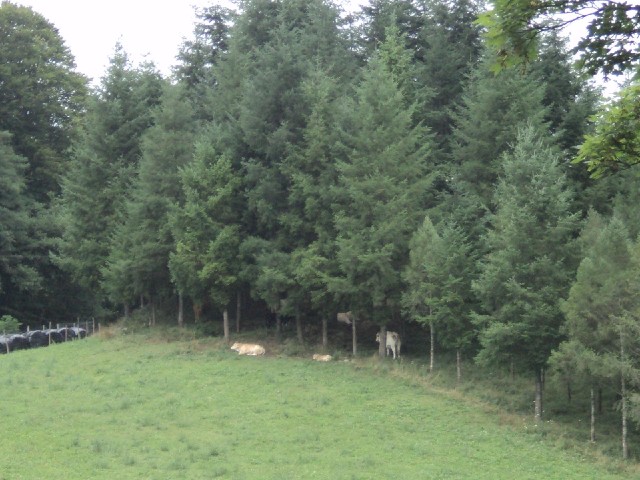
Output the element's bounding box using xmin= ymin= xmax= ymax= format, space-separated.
xmin=0 ymin=132 xmax=39 ymax=297
xmin=576 ymin=83 xmax=640 ymax=178
xmin=478 ymin=0 xmax=640 ymax=76
xmin=0 ymin=1 xmax=87 ymax=202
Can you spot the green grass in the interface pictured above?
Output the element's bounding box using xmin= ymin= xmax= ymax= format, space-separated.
xmin=0 ymin=333 xmax=635 ymax=479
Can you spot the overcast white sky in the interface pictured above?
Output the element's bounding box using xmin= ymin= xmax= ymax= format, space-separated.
xmin=15 ymin=1 xmax=364 ymax=85
xmin=13 ymin=1 xmax=621 ymax=95
xmin=14 ymin=1 xmax=232 ymax=83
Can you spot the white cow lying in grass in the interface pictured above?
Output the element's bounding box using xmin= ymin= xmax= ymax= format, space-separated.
xmin=312 ymin=354 xmax=332 ymax=362
xmin=231 ymin=342 xmax=265 ymax=356
xmin=376 ymin=331 xmax=401 ymax=359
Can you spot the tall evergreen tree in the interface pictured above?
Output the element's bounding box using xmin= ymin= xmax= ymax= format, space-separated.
xmin=281 ymin=68 xmax=345 ymax=346
xmin=102 ymin=84 xmax=197 ymax=319
xmin=418 ymin=0 xmax=482 ymax=153
xmin=473 ymin=125 xmax=580 ymax=421
xmin=558 ymin=213 xmax=640 ymax=458
xmin=331 ymin=52 xmax=433 ymax=354
xmin=450 ymin=57 xmax=548 ymax=206
xmin=210 ymin=0 xmax=356 ymax=336
xmin=169 ymin=137 xmax=244 ymax=338
xmin=403 ymin=215 xmax=477 ymax=376
xmin=56 ymin=46 xmax=164 ymax=316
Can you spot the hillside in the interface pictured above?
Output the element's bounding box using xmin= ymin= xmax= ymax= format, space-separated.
xmin=0 ymin=332 xmax=634 ymax=479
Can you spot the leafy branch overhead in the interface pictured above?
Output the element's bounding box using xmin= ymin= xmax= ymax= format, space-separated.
xmin=478 ymin=0 xmax=640 ymax=76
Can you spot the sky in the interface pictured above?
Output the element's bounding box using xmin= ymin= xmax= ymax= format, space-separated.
xmin=15 ymin=0 xmax=362 ymax=85
xmin=13 ymin=0 xmax=621 ymax=95
xmin=15 ymin=0 xmax=233 ymax=83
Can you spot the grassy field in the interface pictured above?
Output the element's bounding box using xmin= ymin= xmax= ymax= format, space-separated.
xmin=0 ymin=331 xmax=635 ymax=479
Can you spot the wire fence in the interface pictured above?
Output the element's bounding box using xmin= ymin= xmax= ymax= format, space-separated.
xmin=0 ymin=319 xmax=98 ymax=354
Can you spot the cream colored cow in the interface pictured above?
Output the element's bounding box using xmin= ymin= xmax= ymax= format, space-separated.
xmin=312 ymin=354 xmax=332 ymax=362
xmin=375 ymin=331 xmax=401 ymax=359
xmin=231 ymin=342 xmax=266 ymax=356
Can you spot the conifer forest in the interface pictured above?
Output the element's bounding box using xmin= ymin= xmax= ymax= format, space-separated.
xmin=2 ymin=0 xmax=640 ymax=459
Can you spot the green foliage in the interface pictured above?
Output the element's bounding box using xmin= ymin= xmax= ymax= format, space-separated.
xmin=576 ymin=83 xmax=640 ymax=178
xmin=169 ymin=137 xmax=243 ymax=310
xmin=478 ymin=0 xmax=640 ymax=76
xmin=0 ymin=132 xmax=39 ymax=296
xmin=403 ymin=216 xmax=477 ymax=351
xmin=102 ymin=84 xmax=196 ymax=307
xmin=332 ymin=51 xmax=433 ymax=322
xmin=559 ymin=213 xmax=640 ymax=385
xmin=56 ymin=46 xmax=164 ymax=313
xmin=0 ymin=315 xmax=20 ymax=333
xmin=451 ymin=58 xmax=549 ymax=205
xmin=0 ymin=1 xmax=87 ymax=201
xmin=473 ymin=125 xmax=580 ymax=373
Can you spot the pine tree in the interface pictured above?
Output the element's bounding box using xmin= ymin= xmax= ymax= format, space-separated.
xmin=473 ymin=124 xmax=580 ymax=421
xmin=331 ymin=52 xmax=433 ymax=354
xmin=450 ymin=57 xmax=548 ymax=206
xmin=210 ymin=0 xmax=356 ymax=338
xmin=169 ymin=136 xmax=244 ymax=339
xmin=102 ymin=84 xmax=197 ymax=320
xmin=56 ymin=46 xmax=164 ymax=316
xmin=558 ymin=213 xmax=640 ymax=458
xmin=403 ymin=215 xmax=477 ymax=377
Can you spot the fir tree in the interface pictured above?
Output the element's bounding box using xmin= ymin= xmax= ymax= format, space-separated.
xmin=473 ymin=125 xmax=580 ymax=421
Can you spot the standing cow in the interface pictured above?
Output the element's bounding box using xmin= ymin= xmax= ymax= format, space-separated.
xmin=376 ymin=331 xmax=401 ymax=359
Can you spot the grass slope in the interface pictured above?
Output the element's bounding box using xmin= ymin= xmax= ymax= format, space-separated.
xmin=0 ymin=334 xmax=632 ymax=479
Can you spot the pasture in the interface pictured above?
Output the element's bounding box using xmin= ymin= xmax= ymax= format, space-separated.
xmin=0 ymin=332 xmax=633 ymax=479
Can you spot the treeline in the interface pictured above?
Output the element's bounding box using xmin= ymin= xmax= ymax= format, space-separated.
xmin=1 ymin=0 xmax=640 ymax=457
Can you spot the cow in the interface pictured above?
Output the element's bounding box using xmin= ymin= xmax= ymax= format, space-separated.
xmin=336 ymin=311 xmax=353 ymax=325
xmin=230 ymin=342 xmax=266 ymax=356
xmin=375 ymin=331 xmax=401 ymax=359
xmin=312 ymin=354 xmax=332 ymax=362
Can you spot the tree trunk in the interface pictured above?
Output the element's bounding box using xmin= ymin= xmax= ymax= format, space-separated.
xmin=567 ymin=381 xmax=572 ymax=403
xmin=193 ymin=303 xmax=202 ymax=323
xmin=150 ymin=299 xmax=156 ymax=327
xmin=378 ymin=325 xmax=387 ymax=359
xmin=622 ymin=375 xmax=628 ymax=459
xmin=621 ymin=331 xmax=628 ymax=460
xmin=590 ymin=386 xmax=596 ymax=443
xmin=296 ymin=314 xmax=303 ymax=344
xmin=598 ymin=387 xmax=603 ymax=415
xmin=276 ymin=312 xmax=281 ymax=340
xmin=429 ymin=321 xmax=435 ymax=372
xmin=235 ymin=291 xmax=241 ymax=333
xmin=223 ymin=308 xmax=230 ymax=342
xmin=124 ymin=304 xmax=130 ymax=320
xmin=456 ymin=349 xmax=462 ymax=384
xmin=178 ymin=293 xmax=184 ymax=328
xmin=352 ymin=315 xmax=357 ymax=357
xmin=322 ymin=316 xmax=328 ymax=350
xmin=534 ymin=369 xmax=543 ymax=422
